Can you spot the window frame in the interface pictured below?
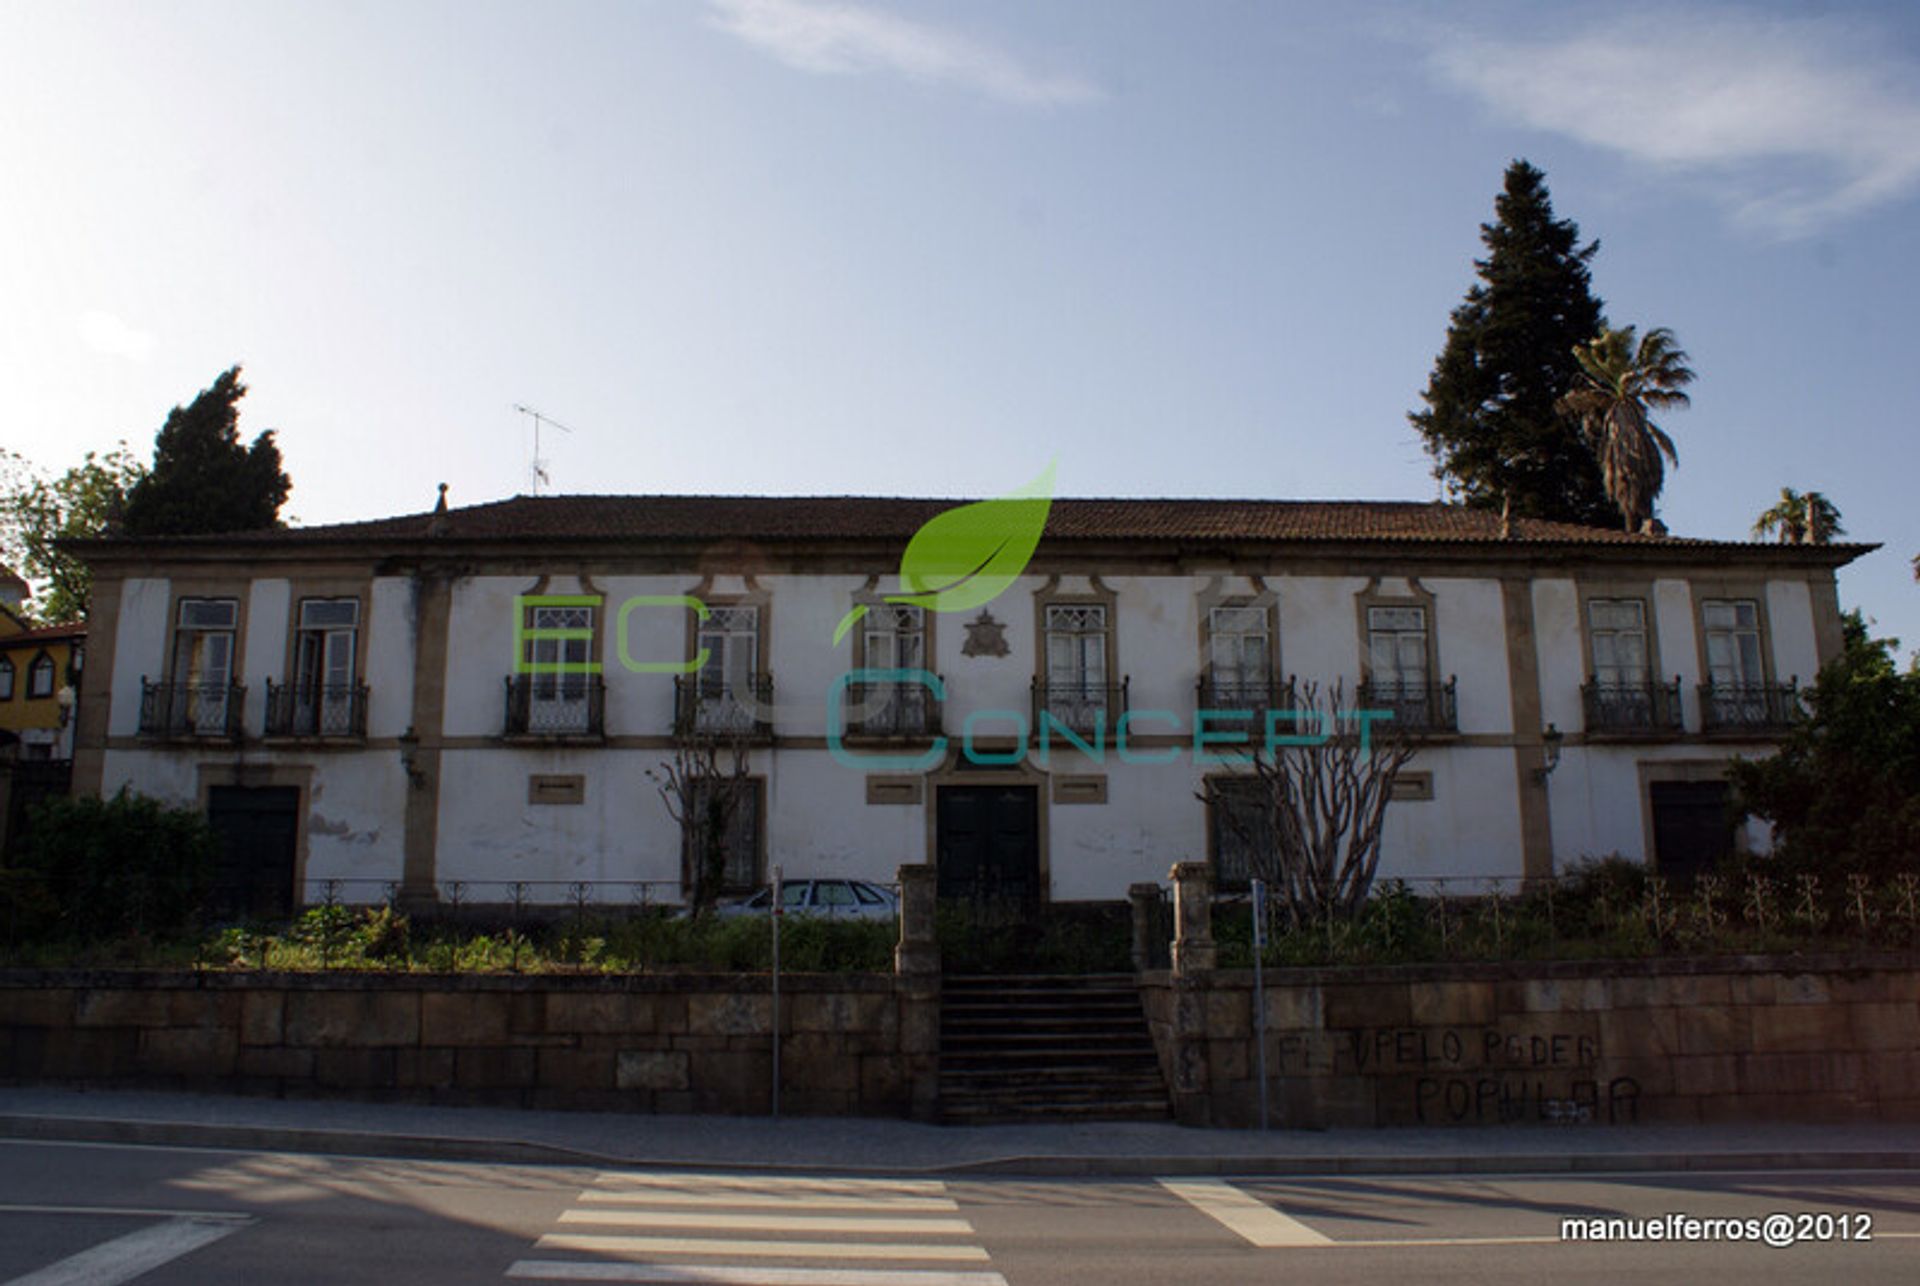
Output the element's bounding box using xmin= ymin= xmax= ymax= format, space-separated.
xmin=1203 ymin=775 xmax=1270 ymax=895
xmin=25 ymin=650 xmax=55 ymax=699
xmin=681 ymin=774 xmax=767 ymax=897
xmin=1696 ymin=593 xmax=1775 ymax=689
xmin=0 ymin=656 xmax=13 ymax=701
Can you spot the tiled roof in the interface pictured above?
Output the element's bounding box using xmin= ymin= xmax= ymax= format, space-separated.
xmin=0 ymin=621 xmax=85 ymax=644
xmin=128 ymin=493 xmax=1856 ymax=551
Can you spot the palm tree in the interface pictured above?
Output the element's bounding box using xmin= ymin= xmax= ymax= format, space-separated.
xmin=1753 ymin=488 xmax=1846 ymax=544
xmin=1556 ymin=326 xmax=1695 ymax=533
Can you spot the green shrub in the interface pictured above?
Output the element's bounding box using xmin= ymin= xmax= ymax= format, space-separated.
xmin=14 ymin=790 xmax=217 ymax=942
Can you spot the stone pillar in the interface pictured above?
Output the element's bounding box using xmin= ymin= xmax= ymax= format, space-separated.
xmin=894 ymin=864 xmax=939 ymax=977
xmin=1169 ymin=861 xmax=1216 ymax=976
xmin=1129 ymin=882 xmax=1162 ymax=972
xmin=893 ymin=863 xmax=941 ymax=1121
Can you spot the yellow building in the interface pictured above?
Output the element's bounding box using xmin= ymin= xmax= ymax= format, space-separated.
xmin=0 ymin=569 xmax=84 ymax=761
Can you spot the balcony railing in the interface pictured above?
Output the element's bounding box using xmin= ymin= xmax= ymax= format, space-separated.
xmin=504 ymin=674 xmax=606 ymax=738
xmin=1356 ymin=676 xmax=1459 ymax=735
xmin=674 ymin=674 xmax=774 ymax=740
xmin=1031 ymin=677 xmax=1130 ymax=741
xmin=264 ymin=680 xmax=369 ymax=739
xmin=1699 ymin=680 xmax=1801 ymax=736
xmin=842 ymin=679 xmax=943 ymax=738
xmin=1197 ymin=674 xmax=1299 ymax=737
xmin=1582 ymin=676 xmax=1684 ymax=737
xmin=138 ymin=679 xmax=245 ymax=739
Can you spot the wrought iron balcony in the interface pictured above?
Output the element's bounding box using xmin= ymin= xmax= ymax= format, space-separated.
xmin=504 ymin=673 xmax=606 ymax=738
xmin=674 ymin=674 xmax=774 ymax=740
xmin=264 ymin=680 xmax=369 ymax=739
xmin=1031 ymin=677 xmax=1130 ymax=741
xmin=1197 ymin=674 xmax=1300 ymax=737
xmin=1699 ymin=680 xmax=1801 ymax=736
xmin=841 ymin=679 xmax=943 ymax=739
xmin=1356 ymin=675 xmax=1459 ymax=735
xmin=138 ymin=679 xmax=245 ymax=740
xmin=1582 ymin=676 xmax=1684 ymax=737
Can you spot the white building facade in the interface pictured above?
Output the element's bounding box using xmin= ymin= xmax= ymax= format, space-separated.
xmin=70 ymin=495 xmax=1864 ymax=913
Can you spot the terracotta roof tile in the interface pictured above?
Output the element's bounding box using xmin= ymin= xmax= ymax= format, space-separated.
xmin=172 ymin=494 xmax=1773 ymax=548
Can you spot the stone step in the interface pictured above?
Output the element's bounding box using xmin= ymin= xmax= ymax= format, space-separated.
xmin=941 ymin=1029 xmax=1156 ymax=1047
xmin=942 ymin=998 xmax=1143 ymax=1015
xmin=940 ymin=1098 xmax=1172 ymax=1124
xmin=941 ymin=1069 xmax=1166 ymax=1091
xmin=940 ymin=1021 xmax=1144 ymax=1036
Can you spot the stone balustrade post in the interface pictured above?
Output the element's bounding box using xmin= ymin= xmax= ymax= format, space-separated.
xmin=893 ymin=864 xmax=939 ymax=977
xmin=893 ymin=864 xmax=941 ymax=1121
xmin=1169 ymin=861 xmax=1216 ymax=976
xmin=1129 ymin=882 xmax=1163 ymax=972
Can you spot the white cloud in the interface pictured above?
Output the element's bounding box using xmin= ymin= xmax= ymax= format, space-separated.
xmin=705 ymin=0 xmax=1101 ymax=107
xmin=1424 ymin=11 xmax=1920 ymax=236
xmin=76 ymin=310 xmax=156 ymax=362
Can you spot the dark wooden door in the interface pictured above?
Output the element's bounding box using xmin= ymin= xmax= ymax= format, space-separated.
xmin=936 ymin=785 xmax=1040 ymax=907
xmin=206 ymin=786 xmax=300 ymax=920
xmin=1649 ymin=780 xmax=1732 ymax=884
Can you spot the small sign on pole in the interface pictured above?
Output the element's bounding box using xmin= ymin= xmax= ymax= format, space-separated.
xmin=1251 ymin=878 xmax=1270 ymax=1131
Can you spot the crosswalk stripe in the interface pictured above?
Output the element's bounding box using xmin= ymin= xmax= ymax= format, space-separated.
xmin=575 ymin=1191 xmax=959 ymax=1212
xmin=535 ymin=1235 xmax=992 ymax=1263
xmin=1157 ymin=1178 xmax=1334 ymax=1248
xmin=2 ymin=1216 xmax=248 ymax=1286
xmin=558 ymin=1210 xmax=975 ymax=1235
xmin=593 ymin=1174 xmax=947 ymax=1197
xmin=506 ymin=1261 xmax=1009 ymax=1285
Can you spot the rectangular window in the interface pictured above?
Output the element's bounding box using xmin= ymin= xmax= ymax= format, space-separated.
xmin=1702 ymin=599 xmax=1764 ymax=687
xmin=171 ymin=598 xmax=238 ymax=733
xmin=1206 ymin=778 xmax=1270 ymax=893
xmin=1208 ymin=606 xmax=1272 ymax=689
xmin=292 ymin=598 xmax=359 ymax=735
xmin=1588 ymin=599 xmax=1649 ymax=686
xmin=27 ymin=655 xmax=55 ymax=698
xmin=693 ymin=605 xmax=761 ymax=731
xmin=1367 ymin=605 xmax=1429 ymax=689
xmin=1045 ymin=604 xmax=1108 ymax=690
xmin=684 ymin=777 xmax=763 ymax=893
xmin=858 ymin=604 xmax=929 ymax=734
xmin=520 ymin=603 xmax=593 ymax=734
xmin=0 ymin=658 xmax=13 ymax=701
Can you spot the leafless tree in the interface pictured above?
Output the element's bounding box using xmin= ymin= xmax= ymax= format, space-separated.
xmin=1199 ymin=679 xmax=1415 ymax=928
xmin=646 ymin=731 xmax=754 ymax=918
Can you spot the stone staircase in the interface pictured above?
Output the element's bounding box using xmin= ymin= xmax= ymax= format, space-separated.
xmin=937 ymin=974 xmax=1171 ymax=1123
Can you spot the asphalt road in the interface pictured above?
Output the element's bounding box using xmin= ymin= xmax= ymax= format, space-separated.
xmin=3 ymin=1138 xmax=1919 ymax=1284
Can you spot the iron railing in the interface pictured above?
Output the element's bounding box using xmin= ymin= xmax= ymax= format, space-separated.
xmin=264 ymin=680 xmax=369 ymax=738
xmin=1699 ymin=681 xmax=1801 ymax=736
xmin=1356 ymin=675 xmax=1459 ymax=735
xmin=674 ymin=674 xmax=774 ymax=739
xmin=503 ymin=673 xmax=606 ymax=737
xmin=138 ymin=679 xmax=245 ymax=739
xmin=1031 ymin=677 xmax=1130 ymax=740
xmin=841 ymin=679 xmax=943 ymax=738
xmin=1197 ymin=674 xmax=1299 ymax=736
xmin=1582 ymin=676 xmax=1684 ymax=737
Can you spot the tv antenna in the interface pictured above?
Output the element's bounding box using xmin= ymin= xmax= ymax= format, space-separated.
xmin=512 ymin=403 xmax=578 ymax=495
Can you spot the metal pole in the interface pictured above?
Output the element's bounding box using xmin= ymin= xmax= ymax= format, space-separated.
xmin=770 ymin=864 xmax=782 ymax=1120
xmin=1252 ymin=878 xmax=1269 ymax=1131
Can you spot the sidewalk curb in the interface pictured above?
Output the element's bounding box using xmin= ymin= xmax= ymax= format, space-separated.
xmin=5 ymin=1113 xmax=1919 ymax=1178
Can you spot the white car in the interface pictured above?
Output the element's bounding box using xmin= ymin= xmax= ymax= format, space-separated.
xmin=714 ymin=878 xmax=899 ymax=922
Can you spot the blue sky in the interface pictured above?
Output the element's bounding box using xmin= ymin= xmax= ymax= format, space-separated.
xmin=3 ymin=1 xmax=1916 ymax=655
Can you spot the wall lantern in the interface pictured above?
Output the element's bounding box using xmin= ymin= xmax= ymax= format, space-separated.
xmin=1535 ymin=723 xmax=1564 ymax=781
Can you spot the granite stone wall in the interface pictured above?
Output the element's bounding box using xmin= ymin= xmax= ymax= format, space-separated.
xmin=1141 ymin=954 xmax=1920 ymax=1128
xmin=0 ymin=970 xmax=940 ymax=1119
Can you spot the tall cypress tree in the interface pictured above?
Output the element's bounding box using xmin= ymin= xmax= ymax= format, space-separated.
xmin=122 ymin=366 xmax=292 ymax=536
xmin=1410 ymin=161 xmax=1615 ymax=525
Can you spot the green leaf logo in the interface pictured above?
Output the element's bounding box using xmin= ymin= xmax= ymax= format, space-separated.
xmin=832 ymin=463 xmax=1055 ymax=645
